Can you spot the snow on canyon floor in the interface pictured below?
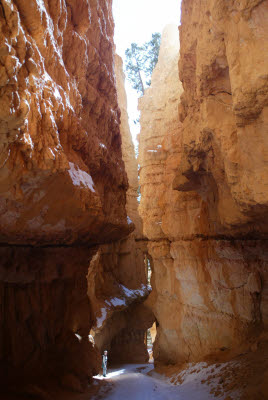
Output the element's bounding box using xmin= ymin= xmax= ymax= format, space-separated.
xmin=91 ymin=362 xmax=233 ymax=400
xmin=91 ymin=341 xmax=268 ymax=399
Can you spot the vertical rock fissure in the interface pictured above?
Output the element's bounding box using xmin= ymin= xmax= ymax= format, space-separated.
xmin=87 ymin=54 xmax=155 ymax=366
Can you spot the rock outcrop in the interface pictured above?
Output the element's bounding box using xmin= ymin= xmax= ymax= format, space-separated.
xmin=139 ymin=16 xmax=268 ymax=372
xmin=0 ymin=0 xmax=131 ymax=245
xmin=88 ymin=55 xmax=153 ymax=365
xmin=0 ymin=0 xmax=132 ymax=394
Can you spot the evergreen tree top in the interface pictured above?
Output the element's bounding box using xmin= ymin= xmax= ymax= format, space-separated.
xmin=125 ymin=33 xmax=161 ymax=96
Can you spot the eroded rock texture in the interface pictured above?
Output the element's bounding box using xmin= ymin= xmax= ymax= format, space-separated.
xmin=87 ymin=55 xmax=153 ymax=365
xmin=139 ymin=18 xmax=268 ymax=368
xmin=0 ymin=0 xmax=131 ymax=245
xmin=0 ymin=0 xmax=132 ymax=393
xmin=178 ymin=0 xmax=268 ymax=234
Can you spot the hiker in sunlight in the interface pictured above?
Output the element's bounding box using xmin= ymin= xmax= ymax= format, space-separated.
xmin=102 ymin=350 xmax=108 ymax=377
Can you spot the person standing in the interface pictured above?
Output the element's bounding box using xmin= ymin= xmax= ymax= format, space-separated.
xmin=102 ymin=350 xmax=108 ymax=377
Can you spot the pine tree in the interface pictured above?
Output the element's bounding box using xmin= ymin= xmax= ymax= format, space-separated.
xmin=125 ymin=33 xmax=161 ymax=96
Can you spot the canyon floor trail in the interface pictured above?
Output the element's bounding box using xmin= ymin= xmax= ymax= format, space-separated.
xmin=93 ymin=363 xmax=217 ymax=399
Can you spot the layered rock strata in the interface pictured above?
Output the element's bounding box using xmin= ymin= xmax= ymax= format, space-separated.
xmin=139 ymin=19 xmax=268 ymax=369
xmin=0 ymin=0 xmax=132 ymax=393
xmin=88 ymin=55 xmax=153 ymax=365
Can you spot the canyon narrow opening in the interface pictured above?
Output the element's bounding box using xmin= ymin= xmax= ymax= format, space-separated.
xmin=1 ymin=0 xmax=267 ymax=399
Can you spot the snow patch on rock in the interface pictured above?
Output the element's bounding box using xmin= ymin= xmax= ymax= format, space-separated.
xmin=127 ymin=216 xmax=133 ymax=225
xmin=68 ymin=162 xmax=95 ymax=192
xmin=96 ymin=307 xmax=107 ymax=328
xmin=95 ymin=284 xmax=151 ymax=329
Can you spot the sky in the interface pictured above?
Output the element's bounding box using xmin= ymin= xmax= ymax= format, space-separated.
xmin=112 ymin=0 xmax=181 ymax=148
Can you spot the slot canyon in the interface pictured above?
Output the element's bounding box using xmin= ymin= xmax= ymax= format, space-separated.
xmin=0 ymin=0 xmax=267 ymax=399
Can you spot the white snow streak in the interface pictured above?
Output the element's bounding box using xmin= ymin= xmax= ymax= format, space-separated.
xmin=108 ymin=298 xmax=126 ymax=307
xmin=127 ymin=216 xmax=133 ymax=225
xmin=120 ymin=283 xmax=150 ymax=299
xmin=75 ymin=333 xmax=82 ymax=342
xmin=96 ymin=307 xmax=107 ymax=328
xmin=68 ymin=162 xmax=95 ymax=192
xmin=95 ymin=284 xmax=151 ymax=329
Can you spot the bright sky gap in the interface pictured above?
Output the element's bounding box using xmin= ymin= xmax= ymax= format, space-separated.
xmin=113 ymin=0 xmax=182 ymax=148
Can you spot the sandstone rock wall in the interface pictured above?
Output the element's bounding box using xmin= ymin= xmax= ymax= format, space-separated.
xmin=87 ymin=54 xmax=153 ymax=365
xmin=177 ymin=0 xmax=268 ymax=353
xmin=0 ymin=0 xmax=132 ymax=393
xmin=139 ymin=19 xmax=268 ymax=367
xmin=0 ymin=0 xmax=131 ymax=245
xmin=178 ymin=0 xmax=268 ymax=235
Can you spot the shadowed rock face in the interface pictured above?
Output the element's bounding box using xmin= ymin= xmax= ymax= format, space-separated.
xmin=0 ymin=0 xmax=133 ymax=393
xmin=0 ymin=245 xmax=101 ymax=391
xmin=139 ymin=20 xmax=268 ymax=367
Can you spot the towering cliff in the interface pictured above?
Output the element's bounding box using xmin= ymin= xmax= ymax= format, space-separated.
xmin=177 ymin=0 xmax=268 ymax=357
xmin=139 ymin=14 xmax=268 ymax=372
xmin=0 ymin=0 xmax=132 ymax=394
xmin=88 ymin=55 xmax=153 ymax=365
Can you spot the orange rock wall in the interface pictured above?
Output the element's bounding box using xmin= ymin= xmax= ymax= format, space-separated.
xmin=0 ymin=0 xmax=131 ymax=393
xmin=0 ymin=0 xmax=131 ymax=245
xmin=178 ymin=0 xmax=268 ymax=235
xmin=139 ymin=19 xmax=268 ymax=366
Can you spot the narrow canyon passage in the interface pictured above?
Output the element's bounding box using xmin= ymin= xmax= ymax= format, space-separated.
xmin=0 ymin=0 xmax=267 ymax=399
